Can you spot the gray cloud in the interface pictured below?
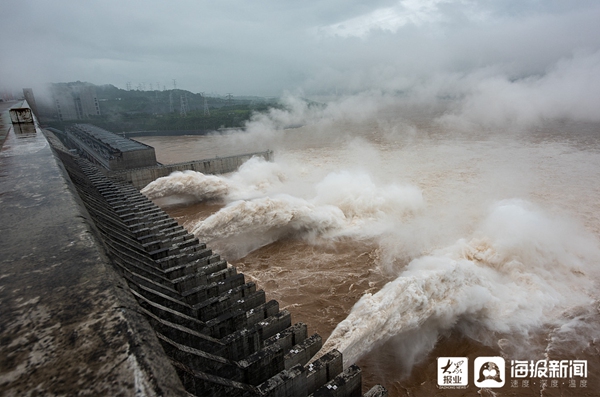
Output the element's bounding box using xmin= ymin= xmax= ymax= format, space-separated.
xmin=1 ymin=0 xmax=600 ymax=100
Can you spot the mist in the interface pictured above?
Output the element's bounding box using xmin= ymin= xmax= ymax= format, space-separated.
xmin=2 ymin=1 xmax=600 ymax=100
xmin=141 ymin=71 xmax=600 ymax=376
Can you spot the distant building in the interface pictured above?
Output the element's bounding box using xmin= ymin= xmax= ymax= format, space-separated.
xmin=52 ymin=83 xmax=101 ymax=121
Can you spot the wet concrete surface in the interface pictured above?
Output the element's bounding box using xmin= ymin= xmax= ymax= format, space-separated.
xmin=0 ymin=116 xmax=186 ymax=395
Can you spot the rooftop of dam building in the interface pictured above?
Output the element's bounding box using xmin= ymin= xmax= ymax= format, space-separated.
xmin=58 ymin=123 xmax=159 ymax=171
xmin=0 ymin=101 xmax=387 ymax=396
xmin=70 ymin=123 xmax=154 ymax=153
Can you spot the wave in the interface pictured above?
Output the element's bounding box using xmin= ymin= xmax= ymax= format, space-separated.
xmin=142 ymin=157 xmax=425 ymax=258
xmin=319 ymin=199 xmax=599 ymax=368
xmin=141 ymin=170 xmax=229 ymax=201
xmin=190 ymin=194 xmax=346 ymax=243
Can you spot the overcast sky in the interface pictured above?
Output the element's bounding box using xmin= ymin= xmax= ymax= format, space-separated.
xmin=2 ymin=0 xmax=600 ymax=97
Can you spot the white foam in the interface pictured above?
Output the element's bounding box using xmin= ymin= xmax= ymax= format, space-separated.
xmin=142 ymin=116 xmax=600 ymax=374
xmin=143 ymin=154 xmax=426 ymax=259
xmin=320 ymin=199 xmax=599 ymax=367
xmin=190 ymin=194 xmax=346 ymax=243
xmin=314 ymin=170 xmax=423 ymax=220
xmin=141 ymin=170 xmax=229 ymax=201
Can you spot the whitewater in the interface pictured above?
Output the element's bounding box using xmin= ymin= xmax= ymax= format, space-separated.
xmin=139 ymin=98 xmax=600 ymax=396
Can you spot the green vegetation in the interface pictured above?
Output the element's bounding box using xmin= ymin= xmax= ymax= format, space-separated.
xmin=44 ymin=83 xmax=282 ymax=133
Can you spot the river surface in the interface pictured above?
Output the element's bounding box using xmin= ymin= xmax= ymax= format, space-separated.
xmin=135 ymin=112 xmax=600 ymax=396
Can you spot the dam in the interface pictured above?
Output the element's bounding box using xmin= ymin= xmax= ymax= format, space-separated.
xmin=0 ymin=101 xmax=386 ymax=396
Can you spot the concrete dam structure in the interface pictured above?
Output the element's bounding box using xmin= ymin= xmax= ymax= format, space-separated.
xmin=65 ymin=123 xmax=159 ymax=170
xmin=0 ymin=112 xmax=386 ymax=396
xmin=108 ymin=151 xmax=274 ymax=190
xmin=49 ymin=123 xmax=273 ymax=189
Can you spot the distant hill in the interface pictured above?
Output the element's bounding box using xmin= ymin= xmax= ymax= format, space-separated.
xmin=42 ymin=82 xmax=281 ymax=133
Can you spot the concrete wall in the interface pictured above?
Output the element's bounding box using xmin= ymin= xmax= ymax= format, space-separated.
xmin=9 ymin=100 xmax=34 ymax=124
xmin=122 ymin=129 xmax=212 ymax=138
xmin=116 ymin=147 xmax=158 ymax=170
xmin=121 ymin=128 xmax=244 ymax=138
xmin=110 ymin=150 xmax=274 ymax=189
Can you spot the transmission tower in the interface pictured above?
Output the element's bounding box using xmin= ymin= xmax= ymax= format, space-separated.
xmin=173 ymin=79 xmax=177 ymax=90
xmin=226 ymin=93 xmax=233 ymax=106
xmin=202 ymin=92 xmax=210 ymax=116
xmin=180 ymin=94 xmax=188 ymax=117
xmin=169 ymin=92 xmax=174 ymax=113
xmin=126 ymin=82 xmax=132 ymax=91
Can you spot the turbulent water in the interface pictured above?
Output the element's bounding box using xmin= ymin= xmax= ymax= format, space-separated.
xmin=137 ymin=106 xmax=600 ymax=396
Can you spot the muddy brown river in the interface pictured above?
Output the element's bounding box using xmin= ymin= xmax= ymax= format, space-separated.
xmin=136 ymin=111 xmax=600 ymax=396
